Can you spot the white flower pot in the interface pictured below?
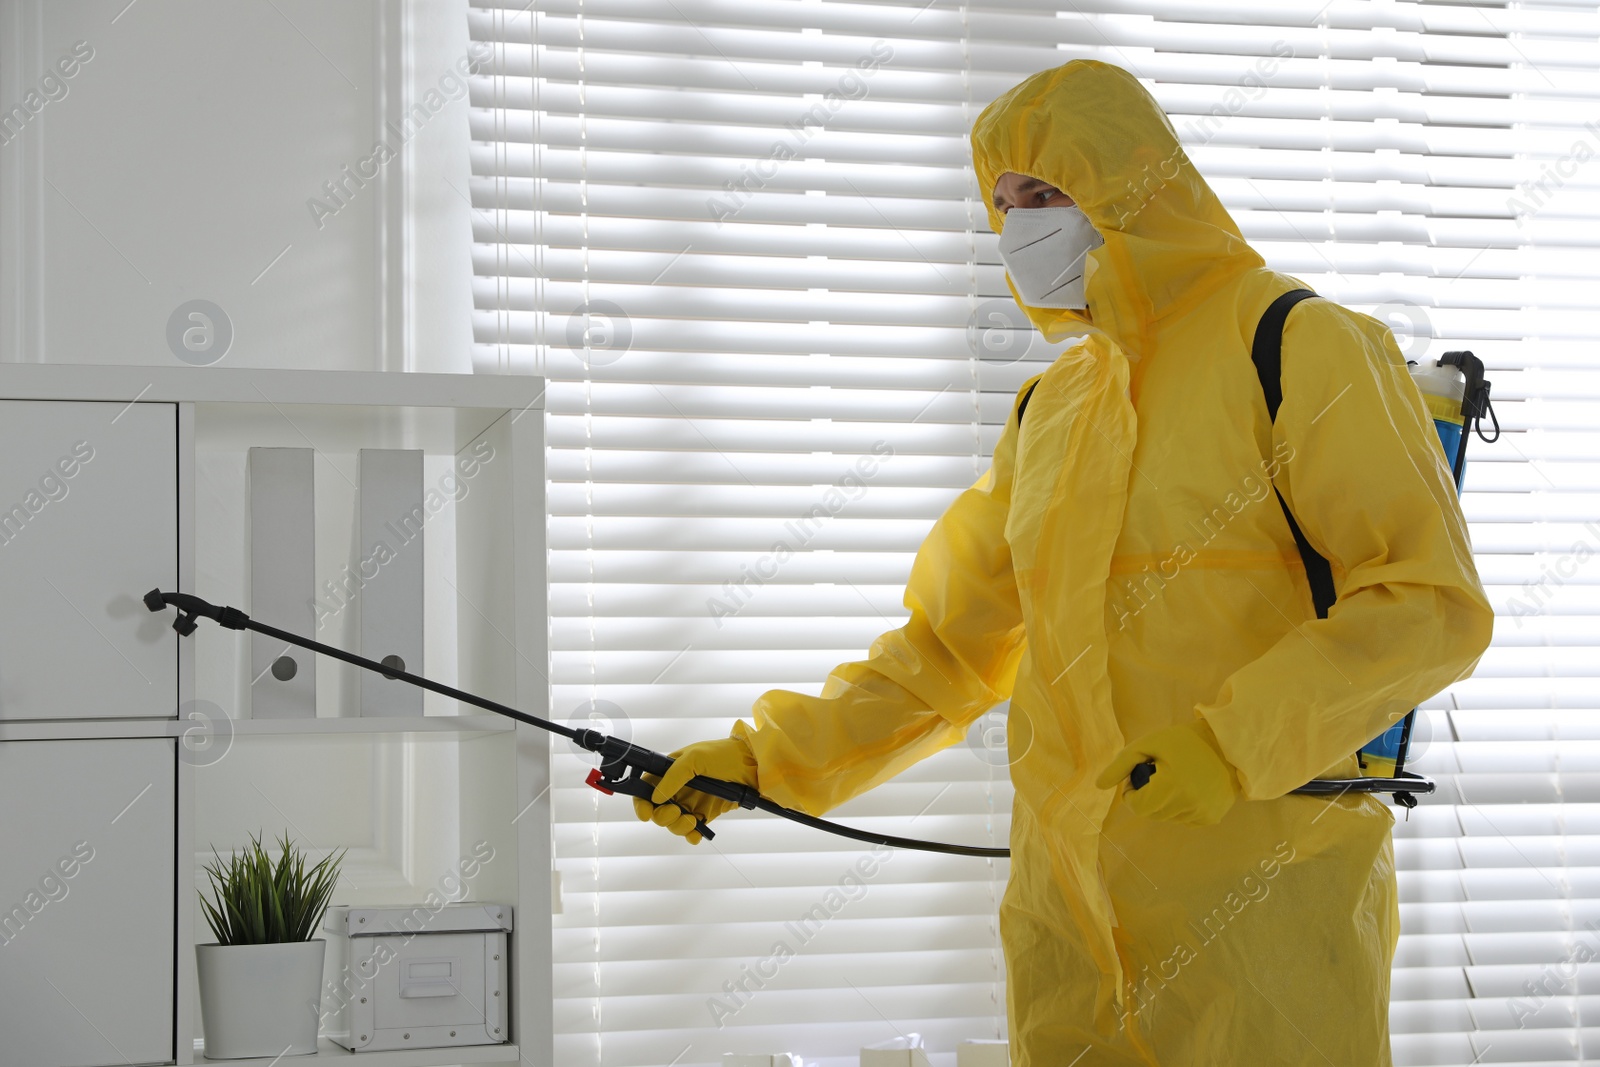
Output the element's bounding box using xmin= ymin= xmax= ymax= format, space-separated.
xmin=196 ymin=939 xmax=326 ymax=1059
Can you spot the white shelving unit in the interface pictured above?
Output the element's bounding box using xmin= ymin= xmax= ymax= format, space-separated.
xmin=188 ymin=1038 xmax=523 ymax=1066
xmin=0 ymin=364 xmax=551 ymax=1067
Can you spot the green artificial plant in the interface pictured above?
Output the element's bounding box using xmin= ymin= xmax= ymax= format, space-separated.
xmin=198 ymin=830 xmax=346 ymax=946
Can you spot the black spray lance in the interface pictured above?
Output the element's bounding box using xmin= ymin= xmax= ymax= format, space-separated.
xmin=144 ymin=589 xmax=1009 ymax=858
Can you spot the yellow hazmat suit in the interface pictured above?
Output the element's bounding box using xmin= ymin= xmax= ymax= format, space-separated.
xmin=659 ymin=59 xmax=1495 ymax=1064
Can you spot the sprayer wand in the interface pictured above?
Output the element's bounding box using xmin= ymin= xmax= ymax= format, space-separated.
xmin=144 ymin=590 xmax=1010 ymax=858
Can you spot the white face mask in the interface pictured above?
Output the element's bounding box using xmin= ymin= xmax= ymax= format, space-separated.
xmin=996 ymin=203 xmax=1104 ymax=310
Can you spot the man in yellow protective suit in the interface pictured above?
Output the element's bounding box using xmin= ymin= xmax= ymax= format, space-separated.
xmin=636 ymin=59 xmax=1494 ymax=1065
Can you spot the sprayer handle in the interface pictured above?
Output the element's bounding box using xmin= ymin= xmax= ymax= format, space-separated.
xmin=580 ymin=739 xmax=762 ymax=842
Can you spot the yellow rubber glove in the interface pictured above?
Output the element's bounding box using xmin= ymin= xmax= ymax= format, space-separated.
xmin=632 ymin=734 xmax=759 ymax=845
xmin=1094 ymin=718 xmax=1241 ymax=826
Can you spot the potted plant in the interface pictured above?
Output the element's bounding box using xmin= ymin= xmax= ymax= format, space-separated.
xmin=195 ymin=831 xmax=345 ymax=1059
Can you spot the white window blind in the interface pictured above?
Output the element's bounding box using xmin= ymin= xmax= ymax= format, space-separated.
xmin=465 ymin=2 xmax=1600 ymax=1064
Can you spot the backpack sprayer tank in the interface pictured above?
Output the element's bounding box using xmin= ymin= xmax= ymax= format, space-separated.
xmin=1349 ymin=351 xmax=1498 ymax=786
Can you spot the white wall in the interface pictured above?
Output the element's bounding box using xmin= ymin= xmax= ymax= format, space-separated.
xmin=0 ymin=0 xmax=476 ymax=373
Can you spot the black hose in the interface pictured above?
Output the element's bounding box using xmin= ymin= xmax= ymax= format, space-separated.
xmin=749 ymin=796 xmax=1007 ymax=858
xmin=144 ymin=590 xmax=1431 ymax=857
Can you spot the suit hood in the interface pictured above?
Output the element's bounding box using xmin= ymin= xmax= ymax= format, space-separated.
xmin=971 ymin=59 xmax=1265 ymax=356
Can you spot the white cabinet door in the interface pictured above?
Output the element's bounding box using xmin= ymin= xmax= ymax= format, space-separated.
xmin=0 ymin=738 xmax=175 ymax=1066
xmin=0 ymin=400 xmax=177 ymax=721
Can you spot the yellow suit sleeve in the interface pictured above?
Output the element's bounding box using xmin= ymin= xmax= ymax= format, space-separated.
xmin=735 ymin=387 xmax=1032 ymax=817
xmin=1197 ymin=300 xmax=1496 ymax=800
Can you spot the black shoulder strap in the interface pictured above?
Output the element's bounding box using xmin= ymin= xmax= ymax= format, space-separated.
xmin=1016 ymin=380 xmax=1039 ymax=424
xmin=1251 ymin=288 xmax=1338 ymax=620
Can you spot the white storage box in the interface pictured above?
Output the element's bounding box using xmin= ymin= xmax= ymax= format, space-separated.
xmin=957 ymin=1040 xmax=1009 ymax=1066
xmin=321 ymin=902 xmax=512 ymax=1052
xmin=860 ymin=1035 xmax=931 ymax=1067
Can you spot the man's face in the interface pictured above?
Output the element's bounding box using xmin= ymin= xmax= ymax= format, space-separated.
xmin=991 ymin=172 xmax=1073 ymax=217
